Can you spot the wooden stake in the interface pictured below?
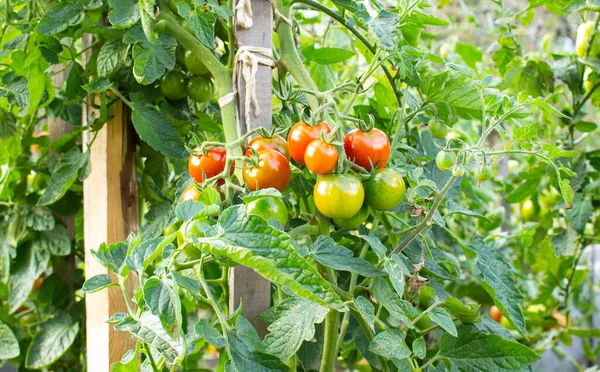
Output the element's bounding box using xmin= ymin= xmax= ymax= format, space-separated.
xmin=230 ymin=0 xmax=273 ymax=337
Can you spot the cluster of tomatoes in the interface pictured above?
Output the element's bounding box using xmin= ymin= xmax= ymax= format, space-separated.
xmin=159 ymin=49 xmax=214 ymax=103
xmin=181 ymin=120 xmax=408 ymax=229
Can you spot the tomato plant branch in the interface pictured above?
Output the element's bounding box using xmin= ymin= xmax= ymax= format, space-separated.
xmin=411 ymin=301 xmax=441 ymax=326
xmin=319 ymin=309 xmax=340 ymax=372
xmin=349 ymin=307 xmax=392 ymax=372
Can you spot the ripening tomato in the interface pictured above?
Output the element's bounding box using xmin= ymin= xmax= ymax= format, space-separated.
xmin=188 ymin=76 xmax=214 ymax=103
xmin=188 ymin=147 xmax=228 ymax=184
xmin=333 ymin=203 xmax=370 ymax=229
xmin=160 ymin=69 xmax=188 ymax=100
xmin=364 ymin=168 xmax=406 ymax=211
xmin=33 ymin=276 xmax=44 ymax=291
xmin=436 ymin=150 xmax=456 ymax=171
xmin=181 ymin=183 xmax=201 ymax=202
xmin=184 ymin=49 xmax=209 ymax=76
xmin=247 ymin=197 xmax=288 ymax=226
xmin=429 ymin=119 xmax=448 ymax=139
xmin=243 ymin=149 xmax=291 ymax=192
xmin=344 ymin=128 xmax=390 ymax=171
xmin=500 ymin=316 xmax=512 ymax=329
xmin=287 ymin=121 xmax=332 ymax=165
xmin=314 ymin=174 xmax=364 ymax=219
xmin=304 ymin=139 xmax=338 ymax=174
xmin=490 ymin=305 xmax=502 ymax=322
xmin=246 ymin=135 xmax=290 ymax=160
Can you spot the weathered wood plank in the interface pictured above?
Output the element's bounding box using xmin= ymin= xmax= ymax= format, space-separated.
xmin=230 ymin=0 xmax=273 ymax=338
xmin=82 ymin=35 xmax=139 ymax=371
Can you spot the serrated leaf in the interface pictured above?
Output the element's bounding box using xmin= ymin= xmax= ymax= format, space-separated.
xmin=91 ymin=241 xmax=129 ymax=276
xmin=372 ymin=278 xmax=414 ymax=328
xmin=566 ymin=194 xmax=593 ymax=233
xmin=384 ymin=254 xmax=410 ymax=296
xmin=143 ymin=277 xmax=182 ymax=334
xmin=195 ymin=318 xmax=225 ymax=347
xmin=513 ymin=123 xmax=539 ymax=140
xmin=38 ymin=149 xmax=89 ymax=206
xmin=311 ymin=236 xmax=384 ymax=278
xmin=175 ymin=200 xmax=219 ymax=221
xmin=25 ymin=314 xmax=79 ymax=369
xmin=126 ymin=235 xmax=175 ymax=272
xmin=39 ymin=224 xmax=71 ymax=256
xmin=444 ymin=200 xmax=488 ymax=220
xmin=559 ymin=178 xmax=574 ymax=207
xmin=462 ymin=238 xmax=527 ymax=338
xmin=132 ymin=33 xmax=177 ymax=84
xmin=369 ymin=11 xmax=399 ymax=50
xmin=0 ymin=321 xmax=20 ymax=359
xmin=98 ymin=38 xmax=130 ymax=77
xmin=443 ymin=297 xmax=481 ymax=324
xmin=36 ymin=2 xmax=84 ymax=35
xmin=455 ymin=42 xmax=482 ymax=70
xmin=429 ymin=307 xmax=457 ymax=337
xmin=131 ymin=99 xmax=186 ymax=158
xmin=83 ymin=77 xmax=113 ymax=93
xmin=108 ymin=0 xmax=141 ymax=28
xmin=116 ymin=312 xmax=184 ymax=364
xmin=83 ymin=274 xmax=116 ymax=293
xmin=542 ymin=144 xmax=576 ymax=159
xmin=195 ymin=205 xmax=346 ymax=311
xmin=505 ymin=176 xmax=542 ymax=204
xmin=263 ymin=297 xmax=329 ymax=362
xmin=438 ymin=325 xmax=539 ymax=370
xmin=185 ymin=11 xmax=216 ymax=49
xmin=530 ymin=97 xmax=569 ymax=118
xmin=359 ymin=235 xmax=387 ymax=259
xmin=9 ymin=242 xmax=50 ymax=313
xmin=369 ymin=328 xmax=411 ymax=360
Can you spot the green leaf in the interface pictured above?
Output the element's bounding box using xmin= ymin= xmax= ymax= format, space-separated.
xmin=263 ymin=297 xmax=329 ymax=362
xmin=195 ymin=318 xmax=225 ymax=347
xmin=143 ymin=277 xmax=182 ymax=335
xmin=513 ymin=123 xmax=539 ymax=140
xmin=185 ymin=11 xmax=216 ymax=49
xmin=9 ymin=242 xmax=50 ymax=313
xmin=559 ymin=178 xmax=574 ymax=207
xmin=131 ymin=99 xmax=186 ymax=158
xmin=429 ymin=307 xmax=457 ymax=337
xmin=108 ymin=0 xmax=140 ymax=28
xmin=359 ymin=235 xmax=387 ymax=259
xmin=462 ymin=238 xmax=527 ymax=338
xmin=36 ymin=2 xmax=84 ymax=35
xmin=412 ymin=337 xmax=426 ymax=359
xmin=97 ymin=38 xmax=130 ymax=77
xmin=0 ymin=321 xmax=20 ymax=359
xmin=24 ymin=206 xmax=55 ymax=231
xmin=354 ymin=296 xmax=375 ymax=332
xmin=421 ymin=71 xmax=488 ymax=119
xmin=82 ymin=274 xmax=117 ymax=293
xmin=132 ymin=33 xmax=177 ymax=84
xmin=530 ymin=97 xmax=569 ymax=118
xmin=438 ymin=325 xmax=540 ymax=371
xmin=542 ymin=143 xmax=576 ymax=159
xmin=303 ymin=46 xmax=356 ymax=65
xmin=443 ymin=297 xmax=481 ymax=324
xmin=369 ymin=11 xmax=399 ymax=50
xmin=566 ymin=194 xmax=593 ymax=233
xmin=505 ymin=176 xmax=542 ymax=204
xmin=39 ymin=224 xmax=71 ymax=256
xmin=568 ymin=328 xmax=600 ymax=337
xmin=115 ymin=312 xmax=184 ymax=364
xmin=196 ymin=205 xmax=346 ymax=311
xmin=25 ymin=314 xmax=79 ymax=369
xmin=444 ymin=200 xmax=488 ymax=220
xmin=27 ymin=54 xmax=46 ymax=116
xmin=372 ymin=278 xmax=414 ymax=328
xmin=369 ymin=328 xmax=411 ymax=360
xmin=83 ymin=77 xmax=113 ymax=93
xmin=91 ymin=241 xmax=129 ymax=276
xmin=126 ymin=235 xmax=176 ymax=272
xmin=38 ymin=149 xmax=89 ymax=206
xmin=384 ymin=254 xmax=411 ymax=296
xmin=111 ymin=357 xmax=140 ymax=372
xmin=455 ymin=42 xmax=482 ymax=70
xmin=310 ymin=236 xmax=384 ymax=278
xmin=175 ymin=200 xmax=219 ymax=221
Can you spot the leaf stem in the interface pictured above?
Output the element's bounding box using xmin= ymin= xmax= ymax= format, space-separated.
xmin=319 ymin=309 xmax=340 ymax=372
xmin=411 ymin=301 xmax=441 ymax=326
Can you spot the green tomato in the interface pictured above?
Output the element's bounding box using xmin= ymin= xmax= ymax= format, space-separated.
xmin=436 ymin=150 xmax=456 ymax=171
xmin=364 ymin=168 xmax=406 ymax=211
xmin=188 ymin=76 xmax=214 ymax=103
xmin=314 ymin=174 xmax=364 ymax=219
xmin=246 ymin=197 xmax=288 ymax=226
xmin=520 ymin=198 xmax=539 ymax=222
xmin=452 ymin=166 xmax=465 ymax=177
xmin=478 ymin=207 xmax=505 ymax=231
xmin=429 ymin=119 xmax=448 ymax=139
xmin=178 ymin=219 xmax=214 ymax=257
xmin=333 ymin=203 xmax=370 ymax=229
xmin=474 ymin=164 xmax=494 ymax=181
xmin=160 ymin=69 xmax=188 ymax=100
xmin=184 ymin=49 xmax=209 ymax=76
xmin=539 ymin=186 xmax=561 ymax=209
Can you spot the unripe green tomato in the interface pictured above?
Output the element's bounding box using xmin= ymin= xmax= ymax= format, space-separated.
xmin=333 ymin=203 xmax=370 ymax=229
xmin=163 ymin=223 xmax=180 ymax=236
xmin=474 ymin=164 xmax=493 ymax=181
xmin=364 ymin=168 xmax=406 ymax=211
xmin=184 ymin=49 xmax=209 ymax=76
xmin=452 ymin=166 xmax=465 ymax=177
xmin=526 ymin=304 xmax=547 ymax=314
xmin=188 ymin=76 xmax=214 ymax=103
xmin=478 ymin=207 xmax=505 ymax=231
xmin=178 ymin=219 xmax=214 ymax=257
xmin=246 ymin=197 xmax=288 ymax=226
xmin=160 ymin=70 xmax=188 ymax=100
xmin=520 ymin=199 xmax=539 ymax=222
xmin=576 ymin=21 xmax=595 ymax=58
xmin=539 ymin=186 xmax=561 ymax=209
xmin=436 ymin=151 xmax=456 ymax=171
xmin=499 ymin=316 xmax=512 ymax=329
xmin=429 ymin=119 xmax=448 ymax=139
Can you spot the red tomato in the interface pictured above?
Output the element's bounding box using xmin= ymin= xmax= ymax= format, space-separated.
xmin=304 ymin=139 xmax=338 ymax=174
xmin=180 ymin=183 xmax=201 ymax=202
xmin=287 ymin=121 xmax=332 ymax=165
xmin=344 ymin=128 xmax=390 ymax=171
xmin=243 ymin=150 xmax=291 ymax=191
xmin=246 ymin=135 xmax=291 ymax=160
xmin=188 ymin=147 xmax=228 ymax=184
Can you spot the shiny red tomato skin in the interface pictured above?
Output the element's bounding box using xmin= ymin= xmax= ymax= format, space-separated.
xmin=304 ymin=139 xmax=338 ymax=175
xmin=344 ymin=128 xmax=391 ymax=171
xmin=188 ymin=147 xmax=228 ymax=184
xmin=243 ymin=150 xmax=291 ymax=192
xmin=246 ymin=135 xmax=291 ymax=160
xmin=287 ymin=121 xmax=332 ymax=165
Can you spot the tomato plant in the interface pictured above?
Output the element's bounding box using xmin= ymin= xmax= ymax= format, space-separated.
xmin=3 ymin=0 xmax=600 ymax=371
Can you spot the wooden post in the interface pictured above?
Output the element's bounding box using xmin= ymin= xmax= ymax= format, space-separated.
xmin=82 ymin=36 xmax=139 ymax=371
xmin=229 ymin=0 xmax=273 ymax=337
